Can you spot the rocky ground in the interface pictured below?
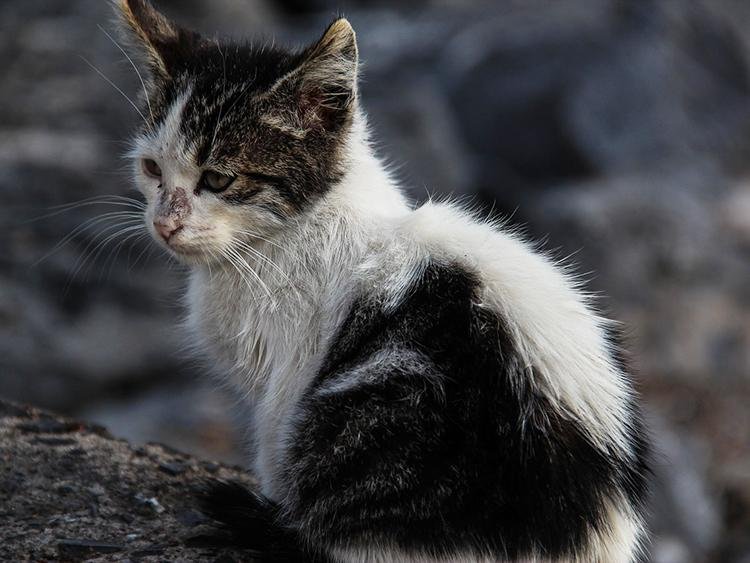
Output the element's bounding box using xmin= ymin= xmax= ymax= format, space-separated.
xmin=0 ymin=399 xmax=256 ymax=561
xmin=1 ymin=0 xmax=750 ymax=561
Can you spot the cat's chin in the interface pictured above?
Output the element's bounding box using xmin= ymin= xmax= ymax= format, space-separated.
xmin=158 ymin=242 xmax=214 ymax=266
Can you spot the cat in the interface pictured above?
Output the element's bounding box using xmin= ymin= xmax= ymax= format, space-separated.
xmin=115 ymin=1 xmax=650 ymax=561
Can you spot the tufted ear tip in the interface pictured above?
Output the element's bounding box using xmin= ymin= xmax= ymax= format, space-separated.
xmin=309 ymin=18 xmax=358 ymax=66
xmin=113 ymin=0 xmax=186 ymax=82
xmin=299 ymin=17 xmax=359 ymax=98
xmin=324 ymin=18 xmax=356 ymax=49
xmin=114 ymin=0 xmax=176 ymax=37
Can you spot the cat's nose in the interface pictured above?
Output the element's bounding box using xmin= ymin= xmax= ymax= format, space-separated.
xmin=153 ymin=218 xmax=183 ymax=242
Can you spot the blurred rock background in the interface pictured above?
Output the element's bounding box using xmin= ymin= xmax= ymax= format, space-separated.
xmin=1 ymin=0 xmax=749 ymax=560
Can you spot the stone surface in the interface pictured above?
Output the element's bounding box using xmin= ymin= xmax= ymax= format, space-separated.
xmin=0 ymin=399 xmax=254 ymax=562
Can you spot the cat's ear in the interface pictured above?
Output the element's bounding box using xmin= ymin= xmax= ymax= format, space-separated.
xmin=302 ymin=18 xmax=359 ymax=99
xmin=266 ymin=18 xmax=359 ymax=134
xmin=114 ymin=0 xmax=199 ymax=85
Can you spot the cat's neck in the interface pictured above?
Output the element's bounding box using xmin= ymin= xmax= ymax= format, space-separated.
xmin=325 ymin=110 xmax=410 ymax=222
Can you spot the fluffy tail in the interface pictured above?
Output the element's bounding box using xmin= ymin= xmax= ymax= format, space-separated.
xmin=197 ymin=480 xmax=327 ymax=562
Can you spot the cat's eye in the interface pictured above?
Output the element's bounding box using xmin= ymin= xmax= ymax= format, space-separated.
xmin=200 ymin=170 xmax=235 ymax=193
xmin=142 ymin=158 xmax=162 ymax=178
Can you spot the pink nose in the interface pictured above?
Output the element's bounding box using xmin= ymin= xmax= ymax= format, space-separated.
xmin=153 ymin=218 xmax=183 ymax=242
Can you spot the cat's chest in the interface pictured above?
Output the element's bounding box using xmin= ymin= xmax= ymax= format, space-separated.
xmin=187 ymin=266 xmax=356 ymax=497
xmin=187 ymin=269 xmax=330 ymax=395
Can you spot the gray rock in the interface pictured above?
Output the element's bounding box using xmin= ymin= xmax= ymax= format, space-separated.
xmin=0 ymin=398 xmax=255 ymax=561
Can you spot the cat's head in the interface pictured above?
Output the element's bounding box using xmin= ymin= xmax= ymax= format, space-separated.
xmin=116 ymin=0 xmax=359 ymax=264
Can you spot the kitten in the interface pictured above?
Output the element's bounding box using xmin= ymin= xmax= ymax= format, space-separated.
xmin=116 ymin=1 xmax=650 ymax=561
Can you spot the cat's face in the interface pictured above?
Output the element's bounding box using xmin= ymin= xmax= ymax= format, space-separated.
xmin=118 ymin=0 xmax=358 ymax=264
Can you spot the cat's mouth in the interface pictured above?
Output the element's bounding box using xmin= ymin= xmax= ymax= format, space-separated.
xmin=153 ymin=232 xmax=204 ymax=260
xmin=150 ymin=223 xmax=214 ymax=257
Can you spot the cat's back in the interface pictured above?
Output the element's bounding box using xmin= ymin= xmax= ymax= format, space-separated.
xmin=393 ymin=201 xmax=637 ymax=452
xmin=294 ymin=201 xmax=649 ymax=561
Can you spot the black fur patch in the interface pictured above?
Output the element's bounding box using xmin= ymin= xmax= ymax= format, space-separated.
xmin=278 ymin=261 xmax=649 ymax=559
xmin=198 ymin=480 xmax=327 ymax=561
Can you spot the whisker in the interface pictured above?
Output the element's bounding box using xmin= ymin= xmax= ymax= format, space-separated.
xmin=219 ymin=247 xmax=257 ymax=298
xmin=232 ymin=238 xmax=291 ymax=283
xmin=33 ymin=211 xmax=145 ymax=266
xmin=132 ymin=241 xmax=157 ymax=271
xmin=97 ymin=24 xmax=155 ymax=125
xmin=96 ymin=222 xmax=146 ymax=257
xmin=224 ymin=246 xmax=276 ymax=306
xmin=123 ymin=230 xmax=151 ymax=268
xmin=79 ymin=55 xmax=150 ymax=128
xmin=222 ymin=246 xmax=253 ymax=287
xmin=104 ymin=227 xmax=148 ymax=279
xmin=27 ymin=196 xmax=145 ymax=223
xmin=64 ymin=220 xmax=144 ymax=292
xmin=234 ymin=229 xmax=285 ymax=251
xmin=79 ymin=223 xmax=145 ymax=280
xmin=74 ymin=220 xmax=143 ymax=268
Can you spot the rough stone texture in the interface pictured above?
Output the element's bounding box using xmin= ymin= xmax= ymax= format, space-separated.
xmin=0 ymin=399 xmax=255 ymax=562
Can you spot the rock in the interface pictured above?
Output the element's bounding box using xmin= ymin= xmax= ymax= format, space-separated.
xmin=159 ymin=460 xmax=189 ymax=476
xmin=0 ymin=398 xmax=255 ymax=561
xmin=57 ymin=539 xmax=125 ymax=559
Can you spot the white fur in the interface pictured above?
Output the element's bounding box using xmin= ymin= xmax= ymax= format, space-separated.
xmin=329 ymin=498 xmax=645 ymax=563
xmin=133 ymin=101 xmax=643 ymax=559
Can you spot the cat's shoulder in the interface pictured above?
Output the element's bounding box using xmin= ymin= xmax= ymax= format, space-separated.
xmin=396 ymin=200 xmax=575 ymax=301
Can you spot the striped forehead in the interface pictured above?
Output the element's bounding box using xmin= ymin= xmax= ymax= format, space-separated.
xmin=180 ymin=81 xmax=251 ymax=166
xmin=143 ymin=85 xmax=196 ymax=168
xmin=164 ymin=87 xmax=196 ymax=164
